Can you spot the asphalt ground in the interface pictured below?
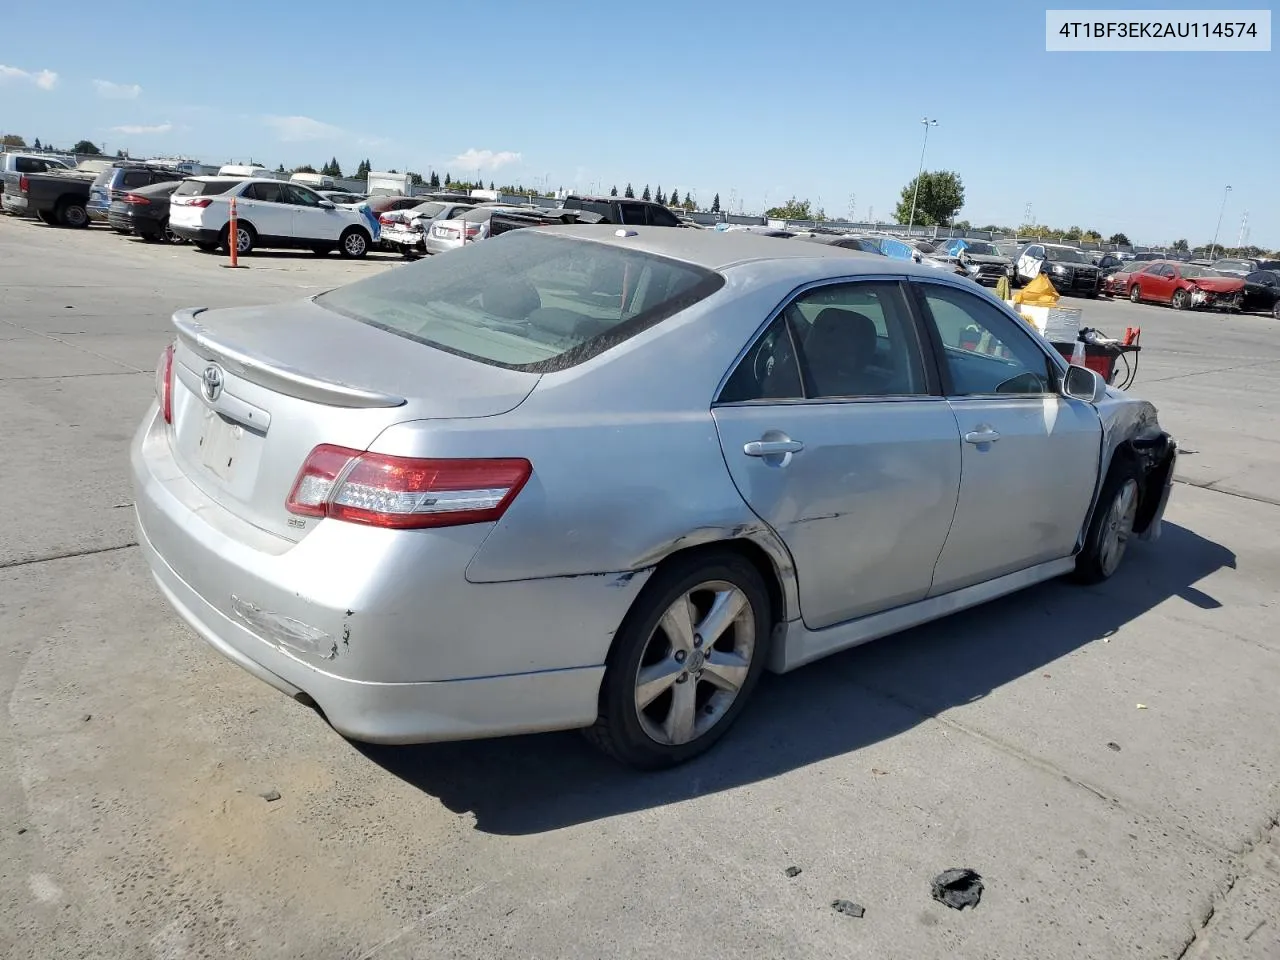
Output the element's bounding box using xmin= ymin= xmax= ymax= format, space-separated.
xmin=2 ymin=215 xmax=1277 ymax=960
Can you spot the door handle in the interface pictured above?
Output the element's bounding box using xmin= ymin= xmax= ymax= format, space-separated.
xmin=744 ymin=439 xmax=804 ymax=457
xmin=964 ymin=429 xmax=1001 ymax=444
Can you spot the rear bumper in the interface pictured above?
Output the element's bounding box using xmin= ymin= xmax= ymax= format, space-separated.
xmin=2 ymin=194 xmax=29 ymax=214
xmin=129 ymin=405 xmax=646 ymax=744
xmin=171 ymin=225 xmax=220 ymax=244
xmin=425 ymin=235 xmax=463 ymax=255
xmin=87 ymin=201 xmax=111 ymax=221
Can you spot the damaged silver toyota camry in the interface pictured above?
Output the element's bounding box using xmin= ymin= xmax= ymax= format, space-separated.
xmin=130 ymin=226 xmax=1176 ymax=769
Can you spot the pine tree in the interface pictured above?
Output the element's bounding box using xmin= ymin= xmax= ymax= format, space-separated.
xmin=429 ymin=171 xmax=440 ymax=188
xmin=33 ymin=138 xmax=42 ymax=150
xmin=275 ymin=163 xmax=286 ymax=173
xmin=444 ymin=172 xmax=452 ymax=185
xmin=654 ymin=185 xmax=664 ymax=205
xmin=610 ymin=185 xmax=618 ymax=197
xmin=624 ymin=183 xmax=635 ymax=198
xmin=642 ymin=185 xmax=651 ymax=201
xmin=668 ymin=186 xmax=678 ymax=207
xmin=712 ymin=193 xmax=721 ymax=213
xmin=489 ymin=180 xmax=495 ymax=190
xmin=355 ymin=158 xmax=371 ymax=177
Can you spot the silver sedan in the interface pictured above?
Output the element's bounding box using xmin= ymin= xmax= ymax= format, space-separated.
xmin=131 ymin=227 xmax=1177 ymax=768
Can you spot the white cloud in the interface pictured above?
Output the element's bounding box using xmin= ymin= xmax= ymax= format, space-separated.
xmin=93 ymin=79 xmax=141 ymax=100
xmin=1 ymin=64 xmax=58 ymax=90
xmin=263 ymin=115 xmax=344 ymax=142
xmin=111 ymin=123 xmax=173 ymax=135
xmin=448 ymin=148 xmax=523 ymax=172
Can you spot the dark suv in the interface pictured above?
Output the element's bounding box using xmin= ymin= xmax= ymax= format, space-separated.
xmin=88 ymin=163 xmax=184 ymax=225
xmin=560 ymin=195 xmax=682 ymax=227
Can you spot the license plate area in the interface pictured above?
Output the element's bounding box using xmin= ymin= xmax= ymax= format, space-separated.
xmin=199 ymin=409 xmax=244 ymax=481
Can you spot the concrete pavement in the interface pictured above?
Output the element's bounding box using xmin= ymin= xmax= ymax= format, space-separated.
xmin=2 ymin=216 xmax=1277 ymax=959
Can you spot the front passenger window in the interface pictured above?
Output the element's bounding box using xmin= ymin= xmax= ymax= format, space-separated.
xmin=916 ymin=284 xmax=1055 ymax=396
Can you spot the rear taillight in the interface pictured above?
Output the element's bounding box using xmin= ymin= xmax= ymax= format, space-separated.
xmin=186 ymin=197 xmax=213 ymax=208
xmin=155 ymin=343 xmax=174 ymax=424
xmin=378 ymin=213 xmax=394 ymax=224
xmin=465 ymin=223 xmax=482 ymax=237
xmin=18 ymin=175 xmax=29 ymax=192
xmin=123 ymin=193 xmax=151 ymax=205
xmin=286 ymin=445 xmax=531 ymax=530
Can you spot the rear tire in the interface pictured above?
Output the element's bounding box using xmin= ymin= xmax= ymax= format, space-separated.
xmin=1073 ymin=459 xmax=1143 ymax=584
xmin=194 ymin=241 xmax=218 ymax=253
xmin=339 ymin=227 xmax=370 ymax=258
xmin=57 ymin=200 xmax=89 ymax=228
xmin=220 ymin=222 xmax=255 ymax=255
xmin=583 ymin=550 xmax=773 ymax=769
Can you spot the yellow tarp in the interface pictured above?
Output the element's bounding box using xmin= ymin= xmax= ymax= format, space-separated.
xmin=1013 ymin=273 xmax=1061 ymax=307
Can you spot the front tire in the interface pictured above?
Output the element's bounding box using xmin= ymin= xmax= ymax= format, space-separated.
xmin=1171 ymin=289 xmax=1190 ymax=310
xmin=1073 ymin=459 xmax=1143 ymax=584
xmin=339 ymin=227 xmax=370 ymax=258
xmin=583 ymin=550 xmax=772 ymax=769
xmin=1129 ymin=284 xmax=1142 ymax=303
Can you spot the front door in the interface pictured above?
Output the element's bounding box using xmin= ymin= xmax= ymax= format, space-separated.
xmin=1144 ymin=263 xmax=1179 ymax=302
xmin=911 ymin=281 xmax=1102 ymax=594
xmin=712 ymin=279 xmax=962 ymax=630
xmin=282 ymin=183 xmax=339 ymax=243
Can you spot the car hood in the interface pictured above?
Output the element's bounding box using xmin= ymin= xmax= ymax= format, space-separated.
xmin=960 ymin=252 xmax=1011 ymax=266
xmin=1190 ymin=276 xmax=1245 ymax=292
xmin=1049 ymin=261 xmax=1098 ymax=272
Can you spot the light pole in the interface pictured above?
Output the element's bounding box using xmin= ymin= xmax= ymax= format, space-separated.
xmin=1209 ymin=185 xmax=1231 ymax=260
xmin=906 ymin=118 xmax=938 ymax=233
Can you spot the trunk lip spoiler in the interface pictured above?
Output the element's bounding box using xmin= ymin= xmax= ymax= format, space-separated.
xmin=172 ymin=307 xmax=407 ymax=410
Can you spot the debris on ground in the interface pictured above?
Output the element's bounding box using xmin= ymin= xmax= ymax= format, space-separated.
xmin=81 ymin=714 xmax=92 ymax=723
xmin=931 ymin=868 xmax=984 ymax=910
xmin=831 ymin=899 xmax=865 ymax=918
xmin=258 ymin=789 xmax=282 ymax=802
xmin=1136 ymin=703 xmax=1148 ymax=710
xmin=871 ymin=768 xmax=889 ymax=776
xmin=784 ymin=866 xmax=802 ymax=878
xmin=1107 ymin=741 xmax=1122 ymax=752
xmin=17 ymin=828 xmax=27 ymax=835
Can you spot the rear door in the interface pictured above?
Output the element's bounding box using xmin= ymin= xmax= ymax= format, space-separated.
xmin=240 ymin=181 xmax=291 ymax=241
xmin=911 ymin=280 xmax=1101 ymax=594
xmin=712 ymin=279 xmax=962 ymax=629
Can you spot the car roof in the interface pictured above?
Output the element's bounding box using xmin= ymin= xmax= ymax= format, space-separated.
xmin=528 ymin=224 xmax=926 ymax=271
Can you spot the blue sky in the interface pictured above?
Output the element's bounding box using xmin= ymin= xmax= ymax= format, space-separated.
xmin=2 ymin=0 xmax=1275 ymax=248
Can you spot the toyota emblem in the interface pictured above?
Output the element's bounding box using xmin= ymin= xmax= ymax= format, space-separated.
xmin=201 ymin=364 xmax=224 ymax=402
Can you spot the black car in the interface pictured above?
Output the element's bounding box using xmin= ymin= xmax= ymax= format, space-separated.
xmin=560 ymin=194 xmax=683 ymax=227
xmin=87 ymin=161 xmax=184 ymax=225
xmin=106 ymin=180 xmax=184 ymax=242
xmin=1096 ymin=253 xmax=1128 ymax=276
xmin=1014 ymin=243 xmax=1101 ymax=296
xmin=1241 ymin=270 xmax=1280 ymax=318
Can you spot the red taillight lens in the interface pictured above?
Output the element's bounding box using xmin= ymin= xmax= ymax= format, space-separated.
xmin=465 ymin=223 xmax=481 ymax=236
xmin=123 ymin=193 xmax=151 ymax=205
xmin=19 ymin=175 xmax=29 ymax=192
xmin=187 ymin=197 xmax=213 ymax=208
xmin=286 ymin=445 xmax=532 ymax=529
xmin=378 ymin=213 xmax=394 ymax=224
xmin=155 ymin=343 xmax=174 ymax=423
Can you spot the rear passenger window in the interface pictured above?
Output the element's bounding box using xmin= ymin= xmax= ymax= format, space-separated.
xmin=619 ymin=203 xmax=648 ymax=225
xmin=647 ymin=205 xmax=680 ymax=227
xmin=718 ymin=282 xmax=928 ymax=402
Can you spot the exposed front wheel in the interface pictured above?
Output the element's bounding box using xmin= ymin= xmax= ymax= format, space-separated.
xmin=583 ymin=551 xmax=772 ymax=769
xmin=1171 ymin=289 xmax=1190 ymax=310
xmin=1073 ymin=460 xmax=1143 ymax=584
xmin=339 ymin=228 xmax=370 ymax=258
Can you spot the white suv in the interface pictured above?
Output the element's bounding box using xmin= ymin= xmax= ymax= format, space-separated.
xmin=169 ymin=177 xmax=380 ymax=257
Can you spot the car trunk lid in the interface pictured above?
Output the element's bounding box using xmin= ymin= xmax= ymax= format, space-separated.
xmin=167 ymin=301 xmax=539 ymax=541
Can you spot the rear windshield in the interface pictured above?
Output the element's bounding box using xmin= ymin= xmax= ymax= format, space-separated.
xmin=410 ymin=202 xmax=445 ymax=217
xmin=174 ymin=179 xmax=240 ymax=197
xmin=316 ymin=231 xmax=725 ymax=372
xmin=1045 ymin=246 xmax=1089 ymax=263
xmin=92 ymin=169 xmax=116 ymax=187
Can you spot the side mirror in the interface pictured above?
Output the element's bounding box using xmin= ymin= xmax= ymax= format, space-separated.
xmin=1062 ymin=364 xmax=1108 ymax=403
xmin=318 ymin=200 xmax=335 ymax=209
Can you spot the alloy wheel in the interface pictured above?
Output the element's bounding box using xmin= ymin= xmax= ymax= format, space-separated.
xmin=633 ymin=581 xmax=755 ymax=746
xmin=1099 ymin=478 xmax=1139 ymax=577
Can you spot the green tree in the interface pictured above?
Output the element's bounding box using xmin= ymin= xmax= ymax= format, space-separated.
xmin=355 ymin=158 xmax=371 ymax=177
xmin=711 ymin=193 xmax=720 ymax=213
xmin=32 ymin=137 xmax=42 ymax=149
xmin=1172 ymin=238 xmax=1189 ymax=252
xmin=654 ymin=185 xmax=664 ymax=205
xmin=444 ymin=172 xmax=452 ymax=185
xmin=1108 ymin=232 xmax=1130 ymax=246
xmin=610 ymin=185 xmax=618 ymax=197
xmin=408 ymin=172 xmax=424 ymax=186
xmin=72 ymin=140 xmax=101 ymax=155
xmin=489 ymin=180 xmax=495 ymax=190
xmin=429 ymin=171 xmax=440 ymax=188
xmin=624 ymin=183 xmax=635 ymax=198
xmin=893 ymin=170 xmax=965 ymax=226
xmin=668 ymin=185 xmax=678 ymax=207
xmin=642 ymin=184 xmax=651 ymax=201
xmin=2 ymin=133 xmax=26 ymax=148
xmin=293 ymin=164 xmax=317 ymax=174
xmin=765 ymin=197 xmax=821 ymax=220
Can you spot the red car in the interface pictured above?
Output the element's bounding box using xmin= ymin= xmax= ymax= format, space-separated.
xmin=1104 ymin=260 xmax=1244 ymax=311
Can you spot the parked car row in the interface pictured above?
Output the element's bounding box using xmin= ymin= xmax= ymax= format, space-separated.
xmin=1102 ymin=259 xmax=1280 ymax=317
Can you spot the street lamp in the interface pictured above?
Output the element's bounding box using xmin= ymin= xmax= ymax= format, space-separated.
xmin=1209 ymin=185 xmax=1232 ymax=260
xmin=906 ymin=118 xmax=938 ymax=233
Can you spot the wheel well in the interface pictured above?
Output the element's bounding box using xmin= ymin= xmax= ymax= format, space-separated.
xmin=649 ymin=538 xmax=787 ymax=629
xmin=223 ymin=219 xmax=256 ymax=235
xmin=342 ymin=224 xmax=370 ymax=239
xmin=1106 ymin=436 xmax=1175 ymax=534
xmin=57 ymin=194 xmax=84 ymax=207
